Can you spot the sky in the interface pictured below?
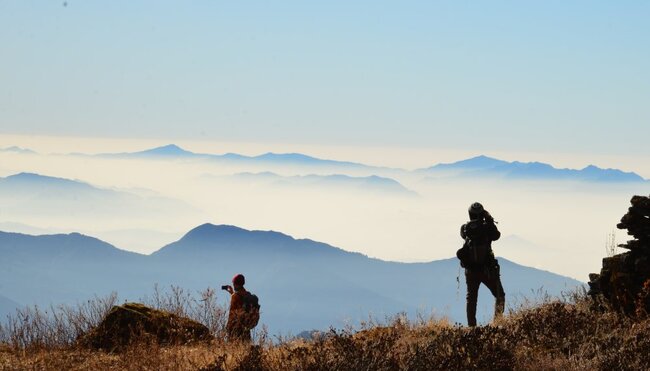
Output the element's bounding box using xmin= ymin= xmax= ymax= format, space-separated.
xmin=1 ymin=1 xmax=649 ymax=158
xmin=1 ymin=2 xmax=650 ymax=282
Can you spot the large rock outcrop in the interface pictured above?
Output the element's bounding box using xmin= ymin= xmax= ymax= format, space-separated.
xmin=79 ymin=303 xmax=213 ymax=351
xmin=588 ymin=195 xmax=650 ymax=315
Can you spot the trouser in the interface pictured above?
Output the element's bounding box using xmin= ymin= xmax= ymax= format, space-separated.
xmin=465 ymin=260 xmax=505 ymax=327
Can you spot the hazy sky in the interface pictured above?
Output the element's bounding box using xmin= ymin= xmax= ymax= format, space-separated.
xmin=1 ymin=1 xmax=649 ymax=157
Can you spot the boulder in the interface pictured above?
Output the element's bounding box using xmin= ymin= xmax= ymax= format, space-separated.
xmin=589 ymin=195 xmax=650 ymax=315
xmin=79 ymin=303 xmax=213 ymax=351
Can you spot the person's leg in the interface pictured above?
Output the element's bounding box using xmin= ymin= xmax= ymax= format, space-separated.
xmin=484 ymin=263 xmax=506 ymax=321
xmin=465 ymin=269 xmax=481 ymax=327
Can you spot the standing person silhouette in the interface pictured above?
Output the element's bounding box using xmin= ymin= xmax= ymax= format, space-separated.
xmin=224 ymin=273 xmax=255 ymax=342
xmin=457 ymin=202 xmax=505 ymax=327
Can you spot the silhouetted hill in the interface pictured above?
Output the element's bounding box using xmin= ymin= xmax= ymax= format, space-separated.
xmin=250 ymin=152 xmax=366 ymax=169
xmin=0 ymin=146 xmax=36 ymax=154
xmin=98 ymin=144 xmax=202 ymax=158
xmin=0 ymin=231 xmax=142 ymax=262
xmin=132 ymin=144 xmax=197 ymax=157
xmin=88 ymin=145 xmax=648 ymax=183
xmin=153 ymin=223 xmax=365 ymax=259
xmin=0 ymin=173 xmax=97 ymax=193
xmin=0 ymin=231 xmax=149 ymax=309
xmin=95 ymin=144 xmax=399 ymax=173
xmin=153 ymin=233 xmax=580 ymax=332
xmin=0 ymin=172 xmax=197 ymax=220
xmin=209 ymin=172 xmax=417 ymax=195
xmin=428 ymin=155 xmax=509 ymax=170
xmin=0 ymin=225 xmax=583 ymax=334
xmin=420 ymin=155 xmax=646 ymax=182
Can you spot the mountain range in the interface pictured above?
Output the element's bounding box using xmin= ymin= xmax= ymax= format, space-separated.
xmin=0 ymin=224 xmax=583 ymax=334
xmin=0 ymin=146 xmax=36 ymax=155
xmin=102 ymin=145 xmax=647 ymax=183
xmin=418 ymin=155 xmax=645 ymax=183
xmin=101 ymin=144 xmax=386 ymax=172
xmin=207 ymin=172 xmax=418 ymax=196
xmin=0 ymin=172 xmax=196 ymax=220
xmin=3 ymin=144 xmax=645 ymax=183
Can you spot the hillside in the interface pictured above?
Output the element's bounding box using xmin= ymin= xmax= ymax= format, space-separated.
xmin=0 ymin=231 xmax=150 ymax=306
xmin=2 ymin=294 xmax=649 ymax=370
xmin=0 ymin=224 xmax=582 ymax=335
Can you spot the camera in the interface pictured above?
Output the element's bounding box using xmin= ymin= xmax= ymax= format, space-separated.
xmin=221 ymin=285 xmax=229 ymax=290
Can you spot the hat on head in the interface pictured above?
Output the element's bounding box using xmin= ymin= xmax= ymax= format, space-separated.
xmin=468 ymin=202 xmax=485 ymax=220
xmin=232 ymin=274 xmax=245 ymax=286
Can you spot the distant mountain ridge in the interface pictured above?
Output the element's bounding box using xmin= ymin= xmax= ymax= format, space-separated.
xmin=3 ymin=144 xmax=645 ymax=183
xmin=0 ymin=172 xmax=97 ymax=192
xmin=0 ymin=172 xmax=197 ymax=221
xmin=101 ymin=144 xmax=387 ymax=171
xmin=0 ymin=224 xmax=583 ymax=334
xmin=2 ymin=144 xmax=646 ymax=182
xmin=419 ymin=155 xmax=646 ymax=183
xmin=152 ymin=223 xmax=367 ymax=260
xmin=216 ymin=171 xmax=417 ymax=195
xmin=0 ymin=230 xmax=142 ymax=261
xmin=103 ymin=145 xmax=647 ymax=182
xmin=0 ymin=146 xmax=36 ymax=154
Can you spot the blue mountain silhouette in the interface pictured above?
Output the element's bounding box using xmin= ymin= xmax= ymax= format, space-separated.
xmin=95 ymin=145 xmax=647 ymax=183
xmin=99 ymin=144 xmax=393 ymax=171
xmin=0 ymin=172 xmax=97 ymax=192
xmin=0 ymin=146 xmax=36 ymax=154
xmin=223 ymin=172 xmax=417 ymax=195
xmin=420 ymin=155 xmax=645 ymax=182
xmin=0 ymin=231 xmax=148 ymax=309
xmin=134 ymin=144 xmax=197 ymax=157
xmin=0 ymin=224 xmax=582 ymax=333
xmin=0 ymin=172 xmax=196 ymax=219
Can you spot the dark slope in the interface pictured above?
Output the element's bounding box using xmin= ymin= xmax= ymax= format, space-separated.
xmin=0 ymin=231 xmax=150 ymax=308
xmin=1 ymin=225 xmax=582 ymax=333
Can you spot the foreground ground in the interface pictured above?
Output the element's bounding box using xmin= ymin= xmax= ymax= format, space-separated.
xmin=2 ymin=295 xmax=650 ymax=371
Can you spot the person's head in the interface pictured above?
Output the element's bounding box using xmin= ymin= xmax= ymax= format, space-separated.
xmin=468 ymin=202 xmax=485 ymax=220
xmin=232 ymin=274 xmax=245 ymax=289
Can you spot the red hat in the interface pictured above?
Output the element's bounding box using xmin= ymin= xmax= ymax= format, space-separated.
xmin=232 ymin=274 xmax=245 ymax=286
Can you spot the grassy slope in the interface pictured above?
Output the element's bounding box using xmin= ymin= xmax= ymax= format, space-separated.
xmin=2 ymin=297 xmax=650 ymax=371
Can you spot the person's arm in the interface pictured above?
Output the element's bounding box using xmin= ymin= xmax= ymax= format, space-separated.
xmin=230 ymin=292 xmax=243 ymax=312
xmin=226 ymin=292 xmax=243 ymax=330
xmin=460 ymin=224 xmax=467 ymax=239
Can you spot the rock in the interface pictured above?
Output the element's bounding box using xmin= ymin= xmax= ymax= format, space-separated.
xmin=588 ymin=195 xmax=650 ymax=315
xmin=79 ymin=303 xmax=213 ymax=351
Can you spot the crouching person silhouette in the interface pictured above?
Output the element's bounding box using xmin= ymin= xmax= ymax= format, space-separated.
xmin=223 ymin=273 xmax=260 ymax=342
xmin=456 ymin=202 xmax=505 ymax=327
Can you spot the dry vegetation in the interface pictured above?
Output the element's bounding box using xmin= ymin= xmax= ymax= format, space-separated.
xmin=1 ymin=287 xmax=650 ymax=370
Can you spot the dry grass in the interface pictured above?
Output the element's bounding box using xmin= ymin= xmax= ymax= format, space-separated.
xmin=2 ymin=288 xmax=650 ymax=370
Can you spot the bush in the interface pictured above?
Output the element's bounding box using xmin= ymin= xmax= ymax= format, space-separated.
xmin=2 ymin=288 xmax=650 ymax=370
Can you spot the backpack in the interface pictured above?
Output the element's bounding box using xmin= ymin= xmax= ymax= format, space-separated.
xmin=456 ymin=220 xmax=494 ymax=269
xmin=241 ymin=292 xmax=261 ymax=330
xmin=456 ymin=238 xmax=492 ymax=269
